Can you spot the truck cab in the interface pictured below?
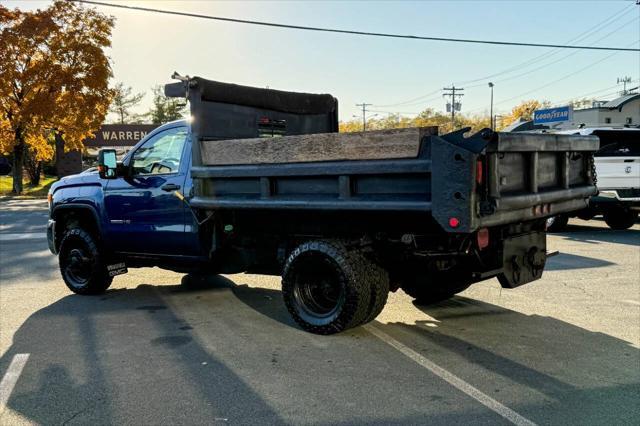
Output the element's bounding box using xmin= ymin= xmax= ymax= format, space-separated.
xmin=48 ymin=120 xmax=207 ymax=270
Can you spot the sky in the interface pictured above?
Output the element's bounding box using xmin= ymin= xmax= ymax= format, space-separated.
xmin=5 ymin=0 xmax=640 ymax=122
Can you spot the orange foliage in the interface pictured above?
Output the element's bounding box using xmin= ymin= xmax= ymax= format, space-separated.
xmin=0 ymin=1 xmax=114 ymax=192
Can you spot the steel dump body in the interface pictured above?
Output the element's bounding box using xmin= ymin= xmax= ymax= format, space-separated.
xmin=168 ymin=77 xmax=599 ymax=234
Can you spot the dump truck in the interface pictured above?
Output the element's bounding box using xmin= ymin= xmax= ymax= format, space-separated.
xmin=48 ymin=76 xmax=599 ymax=334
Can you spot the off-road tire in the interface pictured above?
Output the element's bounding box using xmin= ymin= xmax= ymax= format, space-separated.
xmin=282 ymin=240 xmax=372 ymax=335
xmin=361 ymin=260 xmax=390 ymax=324
xmin=546 ymin=214 xmax=569 ymax=233
xmin=604 ymin=207 xmax=638 ymax=230
xmin=401 ymin=273 xmax=471 ymax=305
xmin=59 ymin=228 xmax=112 ymax=295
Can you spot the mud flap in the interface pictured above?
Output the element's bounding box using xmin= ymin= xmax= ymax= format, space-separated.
xmin=106 ymin=262 xmax=128 ymax=277
xmin=498 ymin=231 xmax=547 ymax=288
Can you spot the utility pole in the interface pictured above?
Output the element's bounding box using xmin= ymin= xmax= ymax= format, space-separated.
xmin=355 ymin=103 xmax=372 ymax=131
xmin=617 ymin=76 xmax=632 ymax=95
xmin=488 ymin=82 xmax=494 ymax=130
xmin=443 ymin=85 xmax=464 ymax=130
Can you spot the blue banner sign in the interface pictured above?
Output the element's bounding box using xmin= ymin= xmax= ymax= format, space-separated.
xmin=533 ymin=106 xmax=573 ymax=124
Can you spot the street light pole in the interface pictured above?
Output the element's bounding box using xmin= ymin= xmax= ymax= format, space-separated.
xmin=488 ymin=82 xmax=494 ymax=130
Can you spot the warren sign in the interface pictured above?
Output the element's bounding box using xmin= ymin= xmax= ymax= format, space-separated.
xmin=533 ymin=106 xmax=573 ymax=124
xmin=84 ymin=124 xmax=157 ymax=147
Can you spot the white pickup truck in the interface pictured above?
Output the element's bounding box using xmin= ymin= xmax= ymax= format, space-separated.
xmin=547 ymin=127 xmax=639 ymax=231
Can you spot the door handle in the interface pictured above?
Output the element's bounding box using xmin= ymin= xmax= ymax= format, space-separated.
xmin=161 ymin=183 xmax=181 ymax=192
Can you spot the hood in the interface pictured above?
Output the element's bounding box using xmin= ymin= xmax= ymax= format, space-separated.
xmin=50 ymin=170 xmax=103 ymax=193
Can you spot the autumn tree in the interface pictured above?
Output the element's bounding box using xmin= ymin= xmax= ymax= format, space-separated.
xmin=0 ymin=1 xmax=114 ymax=193
xmin=109 ymin=82 xmax=145 ymax=124
xmin=500 ymin=99 xmax=550 ymax=129
xmin=146 ymin=85 xmax=186 ymax=125
xmin=339 ymin=108 xmax=491 ymax=134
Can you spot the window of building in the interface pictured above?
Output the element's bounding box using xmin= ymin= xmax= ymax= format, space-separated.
xmin=604 ymin=117 xmax=611 ymax=124
xmin=626 ymin=117 xmax=633 ymax=124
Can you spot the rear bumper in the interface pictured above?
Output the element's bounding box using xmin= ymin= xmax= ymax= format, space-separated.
xmin=47 ymin=219 xmax=57 ymax=255
xmin=477 ymin=185 xmax=596 ymax=228
xmin=597 ymin=189 xmax=640 ymax=202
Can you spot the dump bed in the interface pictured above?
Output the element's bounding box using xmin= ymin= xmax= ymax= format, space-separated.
xmin=167 ymin=77 xmax=599 ymax=233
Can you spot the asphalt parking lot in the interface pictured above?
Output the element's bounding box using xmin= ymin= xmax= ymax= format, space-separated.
xmin=1 ymin=198 xmax=639 ymax=425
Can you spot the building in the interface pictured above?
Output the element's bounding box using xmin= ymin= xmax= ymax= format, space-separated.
xmin=569 ymin=93 xmax=640 ymax=128
xmin=56 ymin=124 xmax=157 ymax=177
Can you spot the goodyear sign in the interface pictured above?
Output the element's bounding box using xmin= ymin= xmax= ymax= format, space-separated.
xmin=533 ymin=106 xmax=573 ymax=124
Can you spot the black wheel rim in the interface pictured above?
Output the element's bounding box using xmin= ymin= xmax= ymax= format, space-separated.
xmin=62 ymin=246 xmax=93 ymax=288
xmin=291 ymin=254 xmax=345 ymax=323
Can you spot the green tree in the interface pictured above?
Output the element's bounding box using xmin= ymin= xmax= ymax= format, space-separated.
xmin=109 ymin=82 xmax=145 ymax=124
xmin=0 ymin=1 xmax=114 ymax=193
xmin=146 ymin=85 xmax=186 ymax=125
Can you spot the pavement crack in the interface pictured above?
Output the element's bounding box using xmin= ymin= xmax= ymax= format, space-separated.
xmin=562 ymin=281 xmax=593 ymax=297
xmin=61 ymin=405 xmax=91 ymax=425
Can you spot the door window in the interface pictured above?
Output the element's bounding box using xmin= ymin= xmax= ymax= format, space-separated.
xmin=595 ymin=136 xmax=640 ymax=157
xmin=131 ymin=127 xmax=187 ymax=175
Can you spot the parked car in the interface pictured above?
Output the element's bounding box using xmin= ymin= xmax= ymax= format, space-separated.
xmin=546 ymin=127 xmax=639 ymax=231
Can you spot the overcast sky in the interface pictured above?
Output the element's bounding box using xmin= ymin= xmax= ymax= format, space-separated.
xmin=6 ymin=0 xmax=640 ymax=122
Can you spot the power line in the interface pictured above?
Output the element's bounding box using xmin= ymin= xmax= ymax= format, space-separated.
xmin=73 ymin=0 xmax=640 ymax=52
xmin=372 ymin=89 xmax=441 ymax=108
xmin=463 ymin=15 xmax=640 ymax=90
xmin=493 ymin=41 xmax=638 ymax=107
xmin=373 ymin=3 xmax=635 ymax=109
xmin=552 ymin=81 xmax=637 ymax=105
xmin=455 ymin=3 xmax=636 ymax=86
xmin=464 ymin=38 xmax=639 ymax=114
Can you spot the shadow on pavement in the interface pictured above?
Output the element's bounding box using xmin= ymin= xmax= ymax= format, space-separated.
xmin=0 ymin=281 xmax=284 ymax=425
xmin=544 ymin=252 xmax=615 ymax=271
xmin=0 ymin=241 xmax=57 ymax=283
xmin=557 ymin=223 xmax=640 ymax=247
xmin=377 ymin=296 xmax=640 ymax=425
xmin=2 ymin=277 xmax=638 ymax=425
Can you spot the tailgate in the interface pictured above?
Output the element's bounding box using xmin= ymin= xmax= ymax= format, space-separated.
xmin=431 ymin=130 xmax=599 ymax=232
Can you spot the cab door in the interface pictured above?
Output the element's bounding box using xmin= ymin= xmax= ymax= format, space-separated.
xmin=104 ymin=126 xmax=189 ymax=255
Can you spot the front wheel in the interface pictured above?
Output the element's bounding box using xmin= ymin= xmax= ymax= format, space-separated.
xmin=59 ymin=228 xmax=112 ymax=295
xmin=604 ymin=207 xmax=638 ymax=230
xmin=282 ymin=240 xmax=382 ymax=335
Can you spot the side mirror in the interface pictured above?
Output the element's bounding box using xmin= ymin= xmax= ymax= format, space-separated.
xmin=98 ymin=149 xmax=118 ymax=179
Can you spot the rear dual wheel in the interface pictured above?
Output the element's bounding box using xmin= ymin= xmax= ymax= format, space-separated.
xmin=282 ymin=241 xmax=389 ymax=335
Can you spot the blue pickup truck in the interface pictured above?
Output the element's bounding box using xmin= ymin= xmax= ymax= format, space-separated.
xmin=48 ymin=76 xmax=599 ymax=334
xmin=48 ymin=120 xmax=203 ymax=271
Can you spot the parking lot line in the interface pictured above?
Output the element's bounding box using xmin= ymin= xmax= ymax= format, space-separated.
xmin=364 ymin=325 xmax=537 ymax=426
xmin=0 ymin=353 xmax=30 ymax=414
